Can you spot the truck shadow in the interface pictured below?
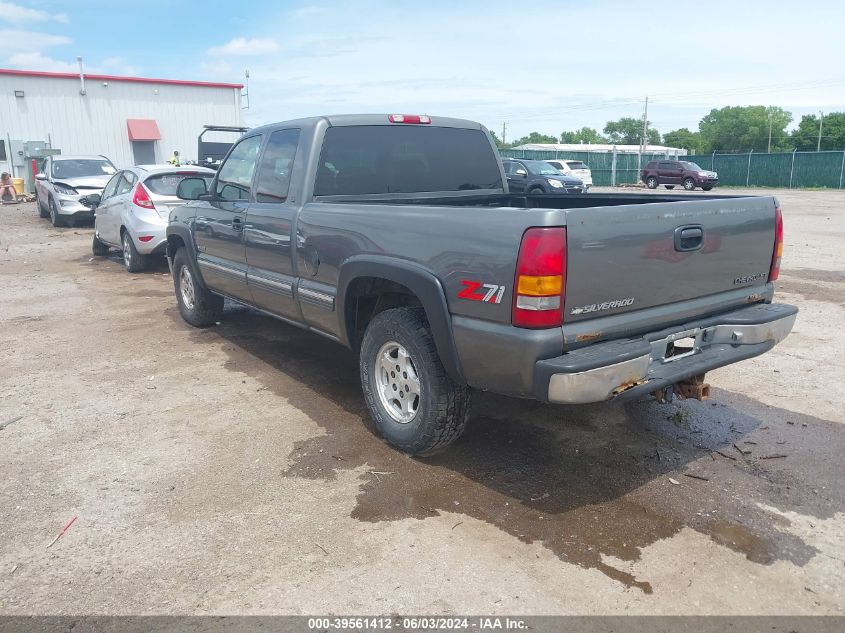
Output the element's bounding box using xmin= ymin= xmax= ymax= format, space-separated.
xmin=204 ymin=304 xmax=844 ymax=593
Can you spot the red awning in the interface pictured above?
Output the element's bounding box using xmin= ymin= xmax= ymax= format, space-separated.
xmin=127 ymin=119 xmax=161 ymax=141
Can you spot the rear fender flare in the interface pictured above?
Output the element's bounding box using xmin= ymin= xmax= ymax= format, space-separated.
xmin=336 ymin=256 xmax=465 ymax=385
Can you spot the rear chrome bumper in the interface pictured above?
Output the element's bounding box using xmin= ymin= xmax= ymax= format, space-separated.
xmin=539 ymin=303 xmax=797 ymax=404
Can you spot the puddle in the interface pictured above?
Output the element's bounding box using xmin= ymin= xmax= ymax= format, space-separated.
xmin=193 ymin=306 xmax=844 ymax=592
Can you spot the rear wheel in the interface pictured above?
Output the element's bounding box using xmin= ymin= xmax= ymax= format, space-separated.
xmin=122 ymin=231 xmax=147 ymax=273
xmin=92 ymin=233 xmax=110 ymax=256
xmin=646 ymin=176 xmax=658 ymax=189
xmin=359 ymin=307 xmax=471 ymax=456
xmin=172 ymin=247 xmax=223 ymax=327
xmin=683 ymin=177 xmax=696 ymax=191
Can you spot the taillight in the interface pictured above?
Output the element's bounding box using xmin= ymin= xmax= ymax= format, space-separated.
xmin=769 ymin=206 xmax=783 ymax=282
xmin=133 ymin=183 xmax=155 ymax=209
xmin=388 ymin=114 xmax=431 ymax=124
xmin=512 ymin=227 xmax=567 ymax=328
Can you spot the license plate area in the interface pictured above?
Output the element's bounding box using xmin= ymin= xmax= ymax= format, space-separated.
xmin=655 ymin=328 xmax=702 ymax=363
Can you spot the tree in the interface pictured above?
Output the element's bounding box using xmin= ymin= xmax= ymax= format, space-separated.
xmin=511 ymin=131 xmax=559 ymax=146
xmin=698 ymin=106 xmax=791 ymax=153
xmin=560 ymin=127 xmax=606 ymax=144
xmin=663 ymin=128 xmax=702 ymax=153
xmin=489 ymin=129 xmax=509 ymax=149
xmin=790 ymin=112 xmax=845 ymax=151
xmin=603 ymin=117 xmax=661 ymax=145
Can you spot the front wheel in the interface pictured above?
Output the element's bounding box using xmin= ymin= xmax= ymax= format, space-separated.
xmin=683 ymin=177 xmax=696 ymax=191
xmin=527 ymin=186 xmax=544 ymax=195
xmin=359 ymin=307 xmax=471 ymax=455
xmin=49 ymin=197 xmax=64 ymax=227
xmin=38 ymin=194 xmax=49 ymax=218
xmin=646 ymin=177 xmax=658 ymax=189
xmin=702 ymin=185 xmax=713 ymax=191
xmin=92 ymin=233 xmax=110 ymax=256
xmin=172 ymin=247 xmax=223 ymax=327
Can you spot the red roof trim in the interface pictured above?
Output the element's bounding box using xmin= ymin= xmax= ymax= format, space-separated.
xmin=0 ymin=68 xmax=243 ymax=89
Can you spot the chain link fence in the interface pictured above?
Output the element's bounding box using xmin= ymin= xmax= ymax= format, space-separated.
xmin=500 ymin=148 xmax=845 ymax=188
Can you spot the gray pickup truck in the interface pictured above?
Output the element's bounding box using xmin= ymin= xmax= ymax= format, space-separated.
xmin=166 ymin=114 xmax=796 ymax=455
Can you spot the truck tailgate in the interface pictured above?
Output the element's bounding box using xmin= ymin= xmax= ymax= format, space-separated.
xmin=563 ymin=197 xmax=777 ymax=321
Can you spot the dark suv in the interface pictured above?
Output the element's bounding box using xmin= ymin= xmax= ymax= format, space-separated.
xmin=502 ymin=159 xmax=584 ymax=194
xmin=642 ymin=160 xmax=718 ymax=191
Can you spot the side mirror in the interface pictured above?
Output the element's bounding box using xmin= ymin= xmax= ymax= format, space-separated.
xmin=80 ymin=193 xmax=101 ymax=208
xmin=515 ymin=169 xmax=527 ymax=177
xmin=35 ymin=173 xmax=47 ymax=181
xmin=177 ymin=177 xmax=209 ymax=200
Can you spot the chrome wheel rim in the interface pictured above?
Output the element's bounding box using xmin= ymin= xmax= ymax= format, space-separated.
xmin=684 ymin=180 xmax=694 ymax=190
xmin=375 ymin=341 xmax=420 ymax=424
xmin=179 ymin=265 xmax=195 ymax=310
xmin=122 ymin=234 xmax=132 ymax=268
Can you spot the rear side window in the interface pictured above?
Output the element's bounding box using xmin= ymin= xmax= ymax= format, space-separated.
xmin=255 ymin=128 xmax=301 ymax=203
xmin=566 ymin=161 xmax=589 ymax=170
xmin=547 ymin=161 xmax=563 ymax=169
xmin=145 ymin=173 xmax=213 ymax=196
xmin=645 ymin=161 xmax=657 ymax=169
xmin=314 ymin=126 xmax=502 ymax=196
xmin=659 ymin=161 xmax=680 ymax=169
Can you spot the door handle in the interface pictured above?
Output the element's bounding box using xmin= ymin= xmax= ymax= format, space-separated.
xmin=232 ymin=217 xmax=243 ymax=231
xmin=674 ymin=225 xmax=704 ymax=252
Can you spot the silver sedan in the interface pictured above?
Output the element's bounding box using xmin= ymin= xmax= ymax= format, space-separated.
xmin=90 ymin=165 xmax=215 ymax=272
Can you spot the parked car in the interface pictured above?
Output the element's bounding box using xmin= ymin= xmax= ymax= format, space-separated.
xmin=545 ymin=159 xmax=593 ymax=189
xmin=35 ymin=155 xmax=117 ymax=226
xmin=166 ymin=113 xmax=794 ymax=456
xmin=502 ymin=159 xmax=584 ymax=194
xmin=87 ymin=165 xmax=215 ymax=272
xmin=642 ymin=160 xmax=718 ymax=191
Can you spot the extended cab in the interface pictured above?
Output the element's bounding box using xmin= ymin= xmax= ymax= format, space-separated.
xmin=166 ymin=114 xmax=796 ymax=455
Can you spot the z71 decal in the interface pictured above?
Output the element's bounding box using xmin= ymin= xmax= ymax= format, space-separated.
xmin=458 ymin=280 xmax=506 ymax=304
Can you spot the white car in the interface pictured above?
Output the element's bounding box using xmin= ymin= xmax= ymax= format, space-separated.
xmin=545 ymin=159 xmax=593 ymax=189
xmin=35 ymin=155 xmax=117 ymax=226
xmin=90 ymin=165 xmax=215 ymax=272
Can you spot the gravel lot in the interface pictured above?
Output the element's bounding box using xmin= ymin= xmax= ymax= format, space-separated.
xmin=0 ymin=189 xmax=843 ymax=615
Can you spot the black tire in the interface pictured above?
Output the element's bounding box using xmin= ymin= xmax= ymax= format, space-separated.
xmin=683 ymin=177 xmax=696 ymax=191
xmin=527 ymin=186 xmax=544 ymax=195
xmin=646 ymin=176 xmax=658 ymax=189
xmin=121 ymin=230 xmax=147 ymax=273
xmin=359 ymin=307 xmax=471 ymax=456
xmin=48 ymin=197 xmax=65 ymax=227
xmin=172 ymin=247 xmax=223 ymax=327
xmin=702 ymin=185 xmax=713 ymax=191
xmin=37 ymin=194 xmax=49 ymax=218
xmin=664 ymin=185 xmax=675 ymax=190
xmin=92 ymin=233 xmax=110 ymax=256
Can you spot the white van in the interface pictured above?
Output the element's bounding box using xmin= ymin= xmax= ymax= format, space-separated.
xmin=545 ymin=159 xmax=593 ymax=189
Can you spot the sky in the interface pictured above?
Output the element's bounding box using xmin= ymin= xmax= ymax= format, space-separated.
xmin=2 ymin=0 xmax=845 ymax=141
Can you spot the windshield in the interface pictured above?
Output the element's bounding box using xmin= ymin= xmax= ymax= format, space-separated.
xmin=566 ymin=161 xmax=589 ymax=170
xmin=145 ymin=173 xmax=214 ymax=196
xmin=52 ymin=159 xmax=116 ymax=179
xmin=681 ymin=161 xmax=703 ymax=171
xmin=314 ymin=126 xmax=502 ymax=196
xmin=522 ymin=160 xmax=562 ymax=175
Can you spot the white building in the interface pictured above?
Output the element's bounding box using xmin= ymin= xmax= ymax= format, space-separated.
xmin=1 ymin=67 xmax=243 ymax=182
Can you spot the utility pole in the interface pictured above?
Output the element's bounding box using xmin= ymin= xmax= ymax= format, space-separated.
xmin=502 ymin=122 xmax=507 ymax=146
xmin=767 ymin=112 xmax=773 ymax=153
xmin=637 ymin=96 xmax=648 ymax=178
xmin=818 ymin=111 xmax=824 ymax=152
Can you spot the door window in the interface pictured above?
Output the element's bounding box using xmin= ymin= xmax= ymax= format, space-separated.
xmin=101 ymin=173 xmax=122 ymax=200
xmin=115 ymin=171 xmax=137 ymax=196
xmin=254 ymin=129 xmax=301 ymax=203
xmin=215 ymin=135 xmax=262 ymax=201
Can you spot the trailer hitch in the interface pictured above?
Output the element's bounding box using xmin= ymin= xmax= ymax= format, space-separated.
xmin=652 ymin=374 xmax=711 ymax=403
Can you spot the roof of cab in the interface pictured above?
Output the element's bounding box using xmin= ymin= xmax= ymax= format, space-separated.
xmin=247 ymin=114 xmax=484 ymax=136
